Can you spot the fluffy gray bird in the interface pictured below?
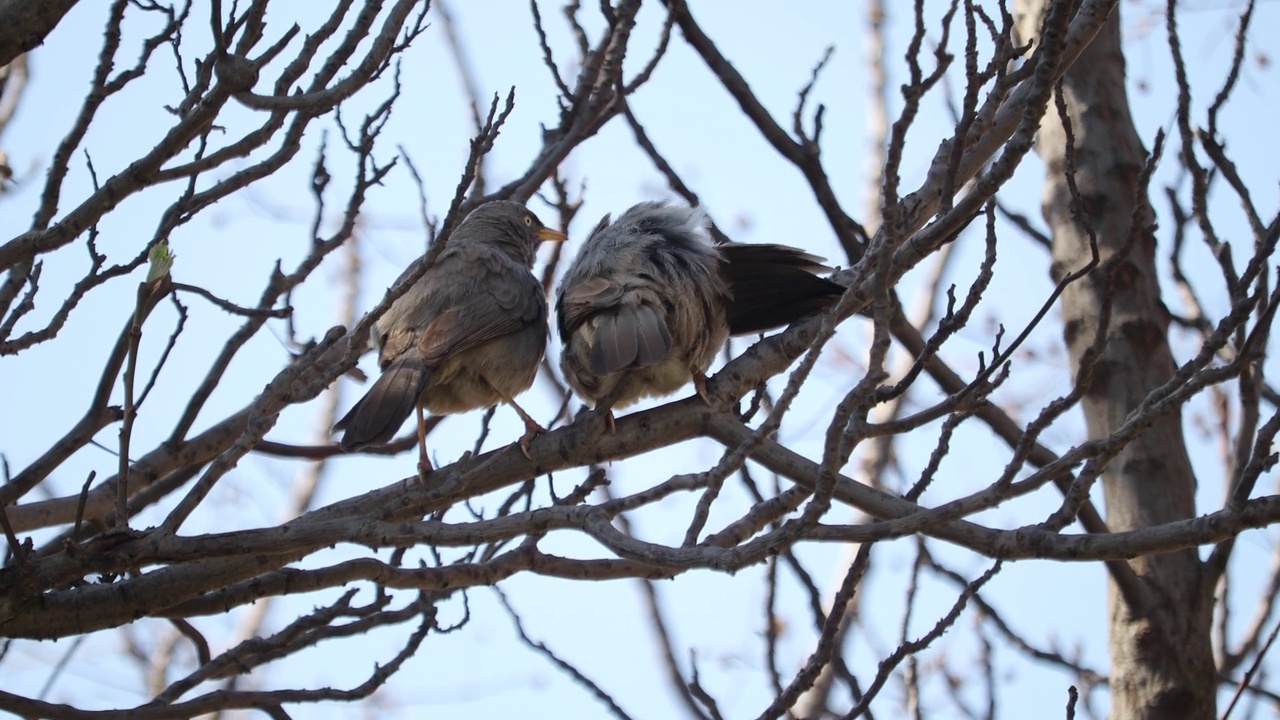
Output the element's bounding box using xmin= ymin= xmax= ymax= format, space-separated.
xmin=556 ymin=201 xmax=844 ymax=418
xmin=336 ymin=200 xmax=566 ymax=473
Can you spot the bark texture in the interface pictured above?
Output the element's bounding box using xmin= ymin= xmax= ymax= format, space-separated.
xmin=1014 ymin=3 xmax=1216 ymax=718
xmin=0 ymin=0 xmax=79 ymax=67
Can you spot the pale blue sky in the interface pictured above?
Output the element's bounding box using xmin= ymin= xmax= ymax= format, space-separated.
xmin=1 ymin=1 xmax=1277 ymax=717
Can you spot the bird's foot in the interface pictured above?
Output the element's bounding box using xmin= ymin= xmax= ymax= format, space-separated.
xmin=693 ymin=371 xmax=712 ymax=405
xmin=502 ymin=397 xmax=545 ymax=460
xmin=416 ymin=457 xmax=433 ymax=483
xmin=587 ymin=404 xmax=617 ymax=434
xmin=517 ymin=421 xmax=544 ymax=460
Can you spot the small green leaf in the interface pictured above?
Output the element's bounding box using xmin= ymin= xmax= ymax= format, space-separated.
xmin=147 ymin=241 xmax=175 ymax=283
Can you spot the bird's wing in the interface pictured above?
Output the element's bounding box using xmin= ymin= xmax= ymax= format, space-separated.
xmin=557 ymin=276 xmax=624 ymax=335
xmin=417 ymin=263 xmax=546 ymax=367
xmin=589 ymin=303 xmax=671 ymax=374
xmin=559 ymin=276 xmax=672 ymax=374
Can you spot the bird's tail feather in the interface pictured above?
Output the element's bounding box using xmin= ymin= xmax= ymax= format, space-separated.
xmin=720 ymin=244 xmax=846 ymax=335
xmin=334 ymin=358 xmax=431 ymax=449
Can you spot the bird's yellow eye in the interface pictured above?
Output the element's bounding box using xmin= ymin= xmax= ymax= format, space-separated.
xmin=523 ymin=215 xmax=534 ymax=226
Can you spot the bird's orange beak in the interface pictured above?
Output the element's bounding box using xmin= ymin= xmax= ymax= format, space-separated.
xmin=537 ymin=227 xmax=568 ymax=243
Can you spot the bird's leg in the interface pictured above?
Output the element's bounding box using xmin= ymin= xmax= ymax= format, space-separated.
xmin=592 ymin=401 xmax=619 ymax=434
xmin=500 ymin=394 xmax=544 ymax=459
xmin=594 ymin=381 xmax=634 ymax=434
xmin=416 ymin=404 xmax=432 ymax=479
xmin=692 ymin=370 xmax=712 ymax=405
xmin=509 ymin=400 xmax=543 ymax=459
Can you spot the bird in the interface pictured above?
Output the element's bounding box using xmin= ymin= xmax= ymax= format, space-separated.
xmin=555 ymin=201 xmax=845 ymax=422
xmin=335 ymin=200 xmax=566 ymax=474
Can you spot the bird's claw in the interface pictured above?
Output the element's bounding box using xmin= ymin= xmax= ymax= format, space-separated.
xmin=693 ymin=371 xmax=711 ymax=405
xmin=518 ymin=421 xmax=544 ymax=460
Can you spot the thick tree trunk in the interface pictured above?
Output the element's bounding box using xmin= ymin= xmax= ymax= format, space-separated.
xmin=1013 ymin=3 xmax=1216 ymax=718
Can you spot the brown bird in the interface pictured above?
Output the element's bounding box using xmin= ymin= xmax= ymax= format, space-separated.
xmin=556 ymin=201 xmax=844 ymax=420
xmin=335 ymin=200 xmax=566 ymax=474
